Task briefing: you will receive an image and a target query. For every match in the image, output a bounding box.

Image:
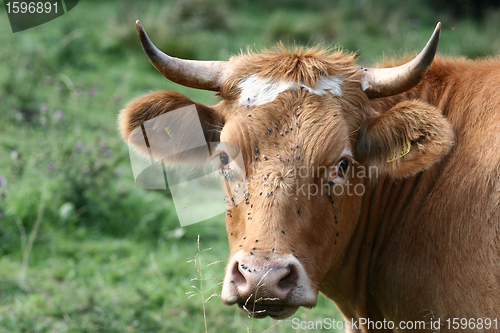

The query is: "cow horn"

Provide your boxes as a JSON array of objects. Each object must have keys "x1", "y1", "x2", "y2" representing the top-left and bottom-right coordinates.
[
  {"x1": 361, "y1": 22, "x2": 441, "y2": 98},
  {"x1": 135, "y1": 20, "x2": 228, "y2": 92}
]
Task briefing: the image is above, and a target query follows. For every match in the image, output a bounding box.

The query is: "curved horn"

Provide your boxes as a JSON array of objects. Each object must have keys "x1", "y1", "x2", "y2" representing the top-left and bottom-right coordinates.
[
  {"x1": 135, "y1": 20, "x2": 228, "y2": 92},
  {"x1": 361, "y1": 22, "x2": 441, "y2": 98}
]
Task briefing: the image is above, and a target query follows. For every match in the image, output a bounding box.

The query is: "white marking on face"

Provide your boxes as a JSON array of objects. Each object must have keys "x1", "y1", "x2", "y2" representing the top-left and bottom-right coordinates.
[
  {"x1": 237, "y1": 74, "x2": 295, "y2": 107},
  {"x1": 237, "y1": 74, "x2": 343, "y2": 107},
  {"x1": 301, "y1": 76, "x2": 343, "y2": 97}
]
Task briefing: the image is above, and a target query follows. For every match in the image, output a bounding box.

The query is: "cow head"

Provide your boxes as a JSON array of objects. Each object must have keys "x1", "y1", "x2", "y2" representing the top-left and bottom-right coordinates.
[{"x1": 120, "y1": 21, "x2": 453, "y2": 319}]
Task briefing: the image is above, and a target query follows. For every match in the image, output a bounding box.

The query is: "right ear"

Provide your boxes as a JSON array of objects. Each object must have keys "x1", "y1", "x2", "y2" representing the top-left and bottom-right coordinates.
[{"x1": 119, "y1": 90, "x2": 224, "y2": 162}]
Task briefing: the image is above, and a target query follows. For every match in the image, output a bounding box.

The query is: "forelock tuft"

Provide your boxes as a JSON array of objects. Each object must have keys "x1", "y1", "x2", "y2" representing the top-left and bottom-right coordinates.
[{"x1": 222, "y1": 44, "x2": 361, "y2": 98}]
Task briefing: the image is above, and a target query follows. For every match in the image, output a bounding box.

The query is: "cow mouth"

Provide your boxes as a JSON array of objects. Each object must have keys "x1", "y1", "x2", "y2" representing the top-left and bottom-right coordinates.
[{"x1": 238, "y1": 302, "x2": 300, "y2": 319}]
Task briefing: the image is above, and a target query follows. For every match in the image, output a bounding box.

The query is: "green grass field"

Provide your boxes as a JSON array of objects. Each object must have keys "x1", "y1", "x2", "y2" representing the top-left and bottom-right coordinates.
[{"x1": 1, "y1": 0, "x2": 500, "y2": 332}]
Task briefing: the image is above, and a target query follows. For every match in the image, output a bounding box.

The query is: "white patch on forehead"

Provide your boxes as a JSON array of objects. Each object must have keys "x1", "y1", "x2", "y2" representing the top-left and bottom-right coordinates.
[
  {"x1": 301, "y1": 76, "x2": 343, "y2": 96},
  {"x1": 237, "y1": 74, "x2": 295, "y2": 107},
  {"x1": 237, "y1": 74, "x2": 343, "y2": 107}
]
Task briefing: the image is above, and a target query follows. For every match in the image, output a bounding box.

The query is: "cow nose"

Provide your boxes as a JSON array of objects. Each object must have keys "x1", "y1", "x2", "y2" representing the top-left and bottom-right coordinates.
[
  {"x1": 221, "y1": 250, "x2": 317, "y2": 318},
  {"x1": 232, "y1": 259, "x2": 298, "y2": 299}
]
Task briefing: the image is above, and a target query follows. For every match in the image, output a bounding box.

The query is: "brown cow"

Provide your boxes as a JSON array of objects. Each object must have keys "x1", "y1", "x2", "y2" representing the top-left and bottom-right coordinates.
[{"x1": 120, "y1": 21, "x2": 500, "y2": 332}]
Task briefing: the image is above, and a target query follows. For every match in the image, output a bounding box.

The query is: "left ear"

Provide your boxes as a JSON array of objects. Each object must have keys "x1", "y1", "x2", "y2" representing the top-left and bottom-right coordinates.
[
  {"x1": 119, "y1": 90, "x2": 224, "y2": 163},
  {"x1": 357, "y1": 100, "x2": 454, "y2": 178}
]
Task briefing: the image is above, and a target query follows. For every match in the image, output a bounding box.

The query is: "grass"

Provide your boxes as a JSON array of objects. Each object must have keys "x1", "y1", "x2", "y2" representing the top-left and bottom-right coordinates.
[
  {"x1": 0, "y1": 229, "x2": 343, "y2": 332},
  {"x1": 1, "y1": 0, "x2": 500, "y2": 332},
  {"x1": 186, "y1": 236, "x2": 223, "y2": 333}
]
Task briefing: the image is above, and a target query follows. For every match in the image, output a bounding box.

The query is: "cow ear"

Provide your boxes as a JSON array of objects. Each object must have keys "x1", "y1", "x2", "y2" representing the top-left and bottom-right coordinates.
[
  {"x1": 357, "y1": 100, "x2": 454, "y2": 178},
  {"x1": 119, "y1": 90, "x2": 224, "y2": 163}
]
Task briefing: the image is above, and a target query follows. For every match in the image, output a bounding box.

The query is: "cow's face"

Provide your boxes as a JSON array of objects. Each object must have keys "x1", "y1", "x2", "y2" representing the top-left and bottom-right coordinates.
[
  {"x1": 216, "y1": 59, "x2": 369, "y2": 318},
  {"x1": 121, "y1": 22, "x2": 453, "y2": 319}
]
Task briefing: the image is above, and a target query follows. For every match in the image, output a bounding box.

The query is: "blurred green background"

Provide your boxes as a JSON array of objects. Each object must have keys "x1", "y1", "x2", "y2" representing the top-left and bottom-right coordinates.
[{"x1": 1, "y1": 0, "x2": 500, "y2": 332}]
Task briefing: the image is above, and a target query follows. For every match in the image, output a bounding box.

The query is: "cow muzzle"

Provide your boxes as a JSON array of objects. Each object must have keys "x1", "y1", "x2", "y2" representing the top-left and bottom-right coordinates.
[{"x1": 221, "y1": 251, "x2": 317, "y2": 319}]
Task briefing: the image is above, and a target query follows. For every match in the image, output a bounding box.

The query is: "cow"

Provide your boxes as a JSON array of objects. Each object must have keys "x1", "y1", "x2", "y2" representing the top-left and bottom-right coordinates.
[{"x1": 119, "y1": 20, "x2": 500, "y2": 332}]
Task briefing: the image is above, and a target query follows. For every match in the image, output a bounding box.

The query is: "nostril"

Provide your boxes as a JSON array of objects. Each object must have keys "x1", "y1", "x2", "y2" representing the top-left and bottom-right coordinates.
[
  {"x1": 232, "y1": 261, "x2": 247, "y2": 289},
  {"x1": 277, "y1": 264, "x2": 298, "y2": 293}
]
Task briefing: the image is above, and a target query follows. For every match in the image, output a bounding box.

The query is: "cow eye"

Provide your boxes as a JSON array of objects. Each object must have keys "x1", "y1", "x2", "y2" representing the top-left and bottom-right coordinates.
[
  {"x1": 220, "y1": 153, "x2": 229, "y2": 166},
  {"x1": 337, "y1": 159, "x2": 349, "y2": 177}
]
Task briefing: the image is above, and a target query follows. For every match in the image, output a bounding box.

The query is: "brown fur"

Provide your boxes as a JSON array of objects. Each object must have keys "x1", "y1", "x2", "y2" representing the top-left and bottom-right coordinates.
[{"x1": 119, "y1": 45, "x2": 500, "y2": 332}]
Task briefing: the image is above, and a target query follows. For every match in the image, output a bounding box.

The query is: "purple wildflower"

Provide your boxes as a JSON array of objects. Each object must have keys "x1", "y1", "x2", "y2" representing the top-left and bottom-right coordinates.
[
  {"x1": 47, "y1": 162, "x2": 54, "y2": 170},
  {"x1": 0, "y1": 176, "x2": 7, "y2": 186},
  {"x1": 54, "y1": 110, "x2": 64, "y2": 119},
  {"x1": 75, "y1": 142, "x2": 84, "y2": 150}
]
